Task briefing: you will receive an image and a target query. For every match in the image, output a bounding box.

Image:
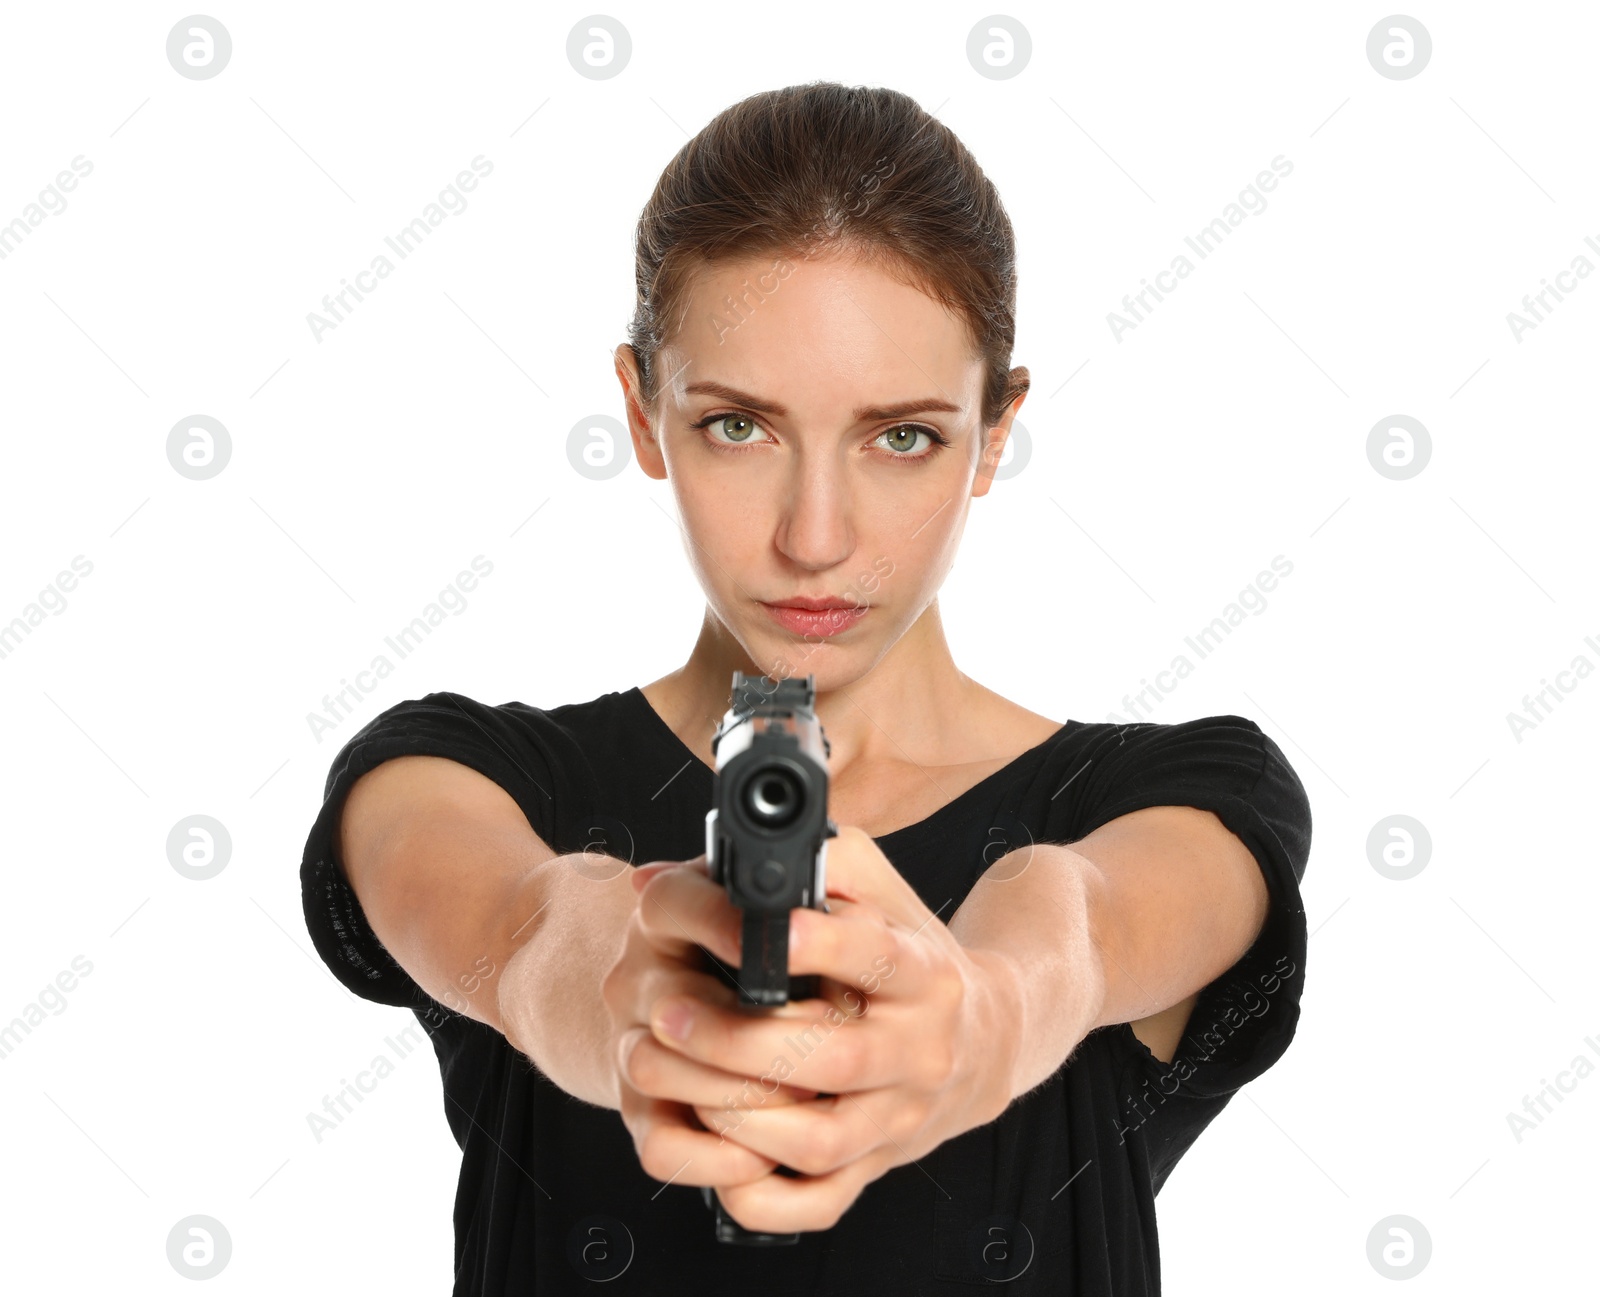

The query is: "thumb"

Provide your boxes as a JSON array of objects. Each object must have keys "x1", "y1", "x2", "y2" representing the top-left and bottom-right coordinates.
[
  {"x1": 822, "y1": 825, "x2": 928, "y2": 929},
  {"x1": 630, "y1": 854, "x2": 711, "y2": 892}
]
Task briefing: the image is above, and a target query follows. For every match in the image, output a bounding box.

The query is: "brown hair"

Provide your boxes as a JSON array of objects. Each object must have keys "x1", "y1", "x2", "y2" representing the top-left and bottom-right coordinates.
[{"x1": 626, "y1": 81, "x2": 1030, "y2": 431}]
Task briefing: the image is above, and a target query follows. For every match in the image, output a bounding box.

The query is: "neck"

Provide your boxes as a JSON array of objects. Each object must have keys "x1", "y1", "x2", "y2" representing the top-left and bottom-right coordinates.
[{"x1": 643, "y1": 598, "x2": 982, "y2": 774}]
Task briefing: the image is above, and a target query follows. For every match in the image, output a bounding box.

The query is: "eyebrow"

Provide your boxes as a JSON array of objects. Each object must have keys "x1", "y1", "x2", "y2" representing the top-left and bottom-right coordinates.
[{"x1": 680, "y1": 380, "x2": 962, "y2": 423}]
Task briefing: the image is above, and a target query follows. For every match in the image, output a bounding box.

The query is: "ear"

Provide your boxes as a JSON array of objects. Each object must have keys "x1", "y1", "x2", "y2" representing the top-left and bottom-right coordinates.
[
  {"x1": 614, "y1": 344, "x2": 667, "y2": 481},
  {"x1": 973, "y1": 376, "x2": 1028, "y2": 499}
]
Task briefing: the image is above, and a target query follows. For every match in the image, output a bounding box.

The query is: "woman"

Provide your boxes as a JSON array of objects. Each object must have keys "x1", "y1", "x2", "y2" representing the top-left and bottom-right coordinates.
[{"x1": 302, "y1": 82, "x2": 1312, "y2": 1294}]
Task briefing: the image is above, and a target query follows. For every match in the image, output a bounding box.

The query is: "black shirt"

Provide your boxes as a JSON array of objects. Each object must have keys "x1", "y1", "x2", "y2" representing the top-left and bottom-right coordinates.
[{"x1": 301, "y1": 686, "x2": 1312, "y2": 1295}]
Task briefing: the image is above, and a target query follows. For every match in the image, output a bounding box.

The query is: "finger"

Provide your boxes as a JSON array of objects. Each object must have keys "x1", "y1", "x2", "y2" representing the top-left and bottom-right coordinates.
[
  {"x1": 634, "y1": 863, "x2": 742, "y2": 967},
  {"x1": 821, "y1": 825, "x2": 932, "y2": 929},
  {"x1": 631, "y1": 854, "x2": 710, "y2": 893},
  {"x1": 647, "y1": 989, "x2": 904, "y2": 1095},
  {"x1": 618, "y1": 1026, "x2": 820, "y2": 1112},
  {"x1": 695, "y1": 1087, "x2": 895, "y2": 1178},
  {"x1": 625, "y1": 966, "x2": 740, "y2": 1035},
  {"x1": 618, "y1": 1088, "x2": 779, "y2": 1188},
  {"x1": 711, "y1": 1143, "x2": 892, "y2": 1235},
  {"x1": 789, "y1": 897, "x2": 918, "y2": 1004}
]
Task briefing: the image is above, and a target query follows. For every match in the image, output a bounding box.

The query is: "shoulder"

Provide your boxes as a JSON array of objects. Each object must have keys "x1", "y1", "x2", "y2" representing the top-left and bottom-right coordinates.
[
  {"x1": 321, "y1": 687, "x2": 633, "y2": 818},
  {"x1": 1039, "y1": 712, "x2": 1270, "y2": 783},
  {"x1": 1036, "y1": 713, "x2": 1311, "y2": 874},
  {"x1": 312, "y1": 690, "x2": 636, "y2": 863}
]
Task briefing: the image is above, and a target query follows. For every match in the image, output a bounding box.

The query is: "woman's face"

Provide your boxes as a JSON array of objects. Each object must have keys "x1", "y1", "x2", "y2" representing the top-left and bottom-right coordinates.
[{"x1": 617, "y1": 248, "x2": 1023, "y2": 688}]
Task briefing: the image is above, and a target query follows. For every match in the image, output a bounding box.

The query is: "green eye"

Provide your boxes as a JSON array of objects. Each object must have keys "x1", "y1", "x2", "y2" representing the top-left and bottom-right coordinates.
[
  {"x1": 693, "y1": 411, "x2": 951, "y2": 462},
  {"x1": 696, "y1": 413, "x2": 772, "y2": 446},
  {"x1": 711, "y1": 414, "x2": 758, "y2": 443}
]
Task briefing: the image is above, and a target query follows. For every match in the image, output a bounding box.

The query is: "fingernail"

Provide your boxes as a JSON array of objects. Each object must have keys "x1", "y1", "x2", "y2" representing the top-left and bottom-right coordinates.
[
  {"x1": 654, "y1": 1000, "x2": 694, "y2": 1042},
  {"x1": 617, "y1": 1027, "x2": 645, "y2": 1073}
]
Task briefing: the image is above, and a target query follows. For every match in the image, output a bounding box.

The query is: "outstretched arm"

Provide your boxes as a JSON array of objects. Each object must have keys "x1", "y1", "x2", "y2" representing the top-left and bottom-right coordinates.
[{"x1": 948, "y1": 804, "x2": 1270, "y2": 1100}]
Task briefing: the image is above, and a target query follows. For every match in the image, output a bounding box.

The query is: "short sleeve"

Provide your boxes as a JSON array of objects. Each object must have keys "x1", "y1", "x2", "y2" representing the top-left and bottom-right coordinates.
[
  {"x1": 1063, "y1": 715, "x2": 1312, "y2": 1103},
  {"x1": 299, "y1": 691, "x2": 563, "y2": 1011}
]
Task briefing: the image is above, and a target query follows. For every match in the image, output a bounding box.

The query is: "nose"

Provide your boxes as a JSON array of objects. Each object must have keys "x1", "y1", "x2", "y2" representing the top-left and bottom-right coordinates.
[{"x1": 774, "y1": 454, "x2": 855, "y2": 571}]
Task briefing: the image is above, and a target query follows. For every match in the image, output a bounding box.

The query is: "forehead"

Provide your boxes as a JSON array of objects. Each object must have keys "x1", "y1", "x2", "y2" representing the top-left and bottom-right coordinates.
[{"x1": 663, "y1": 250, "x2": 981, "y2": 416}]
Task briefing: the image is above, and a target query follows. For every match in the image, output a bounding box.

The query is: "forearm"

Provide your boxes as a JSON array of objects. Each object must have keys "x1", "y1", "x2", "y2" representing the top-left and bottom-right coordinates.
[
  {"x1": 947, "y1": 844, "x2": 1112, "y2": 1101},
  {"x1": 496, "y1": 855, "x2": 638, "y2": 1111}
]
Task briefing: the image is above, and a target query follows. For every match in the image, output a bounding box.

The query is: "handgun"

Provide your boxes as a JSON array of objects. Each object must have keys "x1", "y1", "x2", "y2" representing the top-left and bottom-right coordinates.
[{"x1": 699, "y1": 670, "x2": 838, "y2": 1246}]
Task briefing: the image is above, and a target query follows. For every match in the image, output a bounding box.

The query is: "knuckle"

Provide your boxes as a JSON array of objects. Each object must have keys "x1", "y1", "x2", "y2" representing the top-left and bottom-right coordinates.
[
  {"x1": 890, "y1": 1096, "x2": 930, "y2": 1147},
  {"x1": 826, "y1": 1027, "x2": 866, "y2": 1083},
  {"x1": 917, "y1": 1035, "x2": 956, "y2": 1089},
  {"x1": 816, "y1": 1120, "x2": 851, "y2": 1172},
  {"x1": 636, "y1": 1128, "x2": 676, "y2": 1182},
  {"x1": 793, "y1": 1122, "x2": 840, "y2": 1175},
  {"x1": 838, "y1": 823, "x2": 873, "y2": 853}
]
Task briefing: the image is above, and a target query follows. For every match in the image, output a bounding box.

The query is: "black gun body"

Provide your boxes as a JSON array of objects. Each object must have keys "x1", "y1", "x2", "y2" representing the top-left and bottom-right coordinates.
[{"x1": 699, "y1": 672, "x2": 837, "y2": 1246}]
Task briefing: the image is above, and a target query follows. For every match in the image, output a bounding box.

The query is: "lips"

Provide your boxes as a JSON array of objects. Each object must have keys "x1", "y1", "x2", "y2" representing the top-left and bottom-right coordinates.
[
  {"x1": 759, "y1": 600, "x2": 870, "y2": 637},
  {"x1": 765, "y1": 596, "x2": 861, "y2": 611}
]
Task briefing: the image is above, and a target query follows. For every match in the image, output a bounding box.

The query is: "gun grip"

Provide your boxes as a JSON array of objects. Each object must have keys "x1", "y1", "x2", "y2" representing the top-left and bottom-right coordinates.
[
  {"x1": 739, "y1": 909, "x2": 818, "y2": 1006},
  {"x1": 702, "y1": 1184, "x2": 801, "y2": 1246}
]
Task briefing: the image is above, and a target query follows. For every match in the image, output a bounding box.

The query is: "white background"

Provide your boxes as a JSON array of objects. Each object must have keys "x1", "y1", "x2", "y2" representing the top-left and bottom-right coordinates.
[{"x1": 1, "y1": 1, "x2": 1595, "y2": 1291}]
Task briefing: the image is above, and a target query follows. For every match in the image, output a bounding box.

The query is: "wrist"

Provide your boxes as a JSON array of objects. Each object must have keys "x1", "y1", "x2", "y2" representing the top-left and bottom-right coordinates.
[{"x1": 963, "y1": 944, "x2": 1029, "y2": 1112}]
